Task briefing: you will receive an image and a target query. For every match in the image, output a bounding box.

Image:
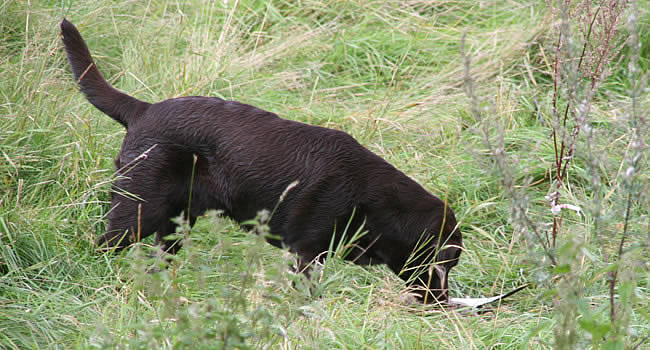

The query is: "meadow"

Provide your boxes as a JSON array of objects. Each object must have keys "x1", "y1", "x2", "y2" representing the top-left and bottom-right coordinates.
[{"x1": 1, "y1": 0, "x2": 648, "y2": 348}]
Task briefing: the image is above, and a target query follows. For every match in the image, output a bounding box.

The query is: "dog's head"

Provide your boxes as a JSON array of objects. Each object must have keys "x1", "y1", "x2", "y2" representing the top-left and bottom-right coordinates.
[{"x1": 408, "y1": 215, "x2": 463, "y2": 304}]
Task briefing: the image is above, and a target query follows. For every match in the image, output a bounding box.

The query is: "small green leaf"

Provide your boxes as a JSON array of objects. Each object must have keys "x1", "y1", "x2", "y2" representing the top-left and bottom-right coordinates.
[
  {"x1": 602, "y1": 339, "x2": 624, "y2": 350},
  {"x1": 553, "y1": 264, "x2": 571, "y2": 274},
  {"x1": 577, "y1": 318, "x2": 610, "y2": 340}
]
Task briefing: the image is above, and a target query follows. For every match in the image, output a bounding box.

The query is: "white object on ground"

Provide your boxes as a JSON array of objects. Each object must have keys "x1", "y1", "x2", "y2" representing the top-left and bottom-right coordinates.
[{"x1": 448, "y1": 284, "x2": 529, "y2": 310}]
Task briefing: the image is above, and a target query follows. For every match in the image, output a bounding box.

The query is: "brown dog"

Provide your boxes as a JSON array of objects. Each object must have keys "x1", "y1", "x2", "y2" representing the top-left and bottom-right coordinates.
[{"x1": 60, "y1": 18, "x2": 462, "y2": 303}]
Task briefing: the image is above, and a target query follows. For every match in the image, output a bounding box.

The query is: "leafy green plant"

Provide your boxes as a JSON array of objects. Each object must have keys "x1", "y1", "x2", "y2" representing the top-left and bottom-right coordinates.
[{"x1": 462, "y1": 0, "x2": 648, "y2": 348}]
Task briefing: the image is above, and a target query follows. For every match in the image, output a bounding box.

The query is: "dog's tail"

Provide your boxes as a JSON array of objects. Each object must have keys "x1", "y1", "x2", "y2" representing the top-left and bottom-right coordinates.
[{"x1": 60, "y1": 18, "x2": 150, "y2": 128}]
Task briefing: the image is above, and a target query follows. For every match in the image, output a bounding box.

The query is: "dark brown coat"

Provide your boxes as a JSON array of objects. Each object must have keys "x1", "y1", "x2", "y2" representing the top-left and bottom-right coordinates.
[{"x1": 60, "y1": 19, "x2": 462, "y2": 302}]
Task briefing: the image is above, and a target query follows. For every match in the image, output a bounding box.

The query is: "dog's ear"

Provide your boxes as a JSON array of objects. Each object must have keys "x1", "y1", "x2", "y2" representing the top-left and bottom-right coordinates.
[{"x1": 436, "y1": 243, "x2": 462, "y2": 268}]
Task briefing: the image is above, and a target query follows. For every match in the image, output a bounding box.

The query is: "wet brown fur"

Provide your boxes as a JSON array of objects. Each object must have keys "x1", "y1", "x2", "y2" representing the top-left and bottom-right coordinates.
[{"x1": 60, "y1": 18, "x2": 462, "y2": 302}]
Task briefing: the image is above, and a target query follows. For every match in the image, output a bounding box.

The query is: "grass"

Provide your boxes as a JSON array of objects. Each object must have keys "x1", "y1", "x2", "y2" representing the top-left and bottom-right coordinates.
[{"x1": 1, "y1": 0, "x2": 648, "y2": 348}]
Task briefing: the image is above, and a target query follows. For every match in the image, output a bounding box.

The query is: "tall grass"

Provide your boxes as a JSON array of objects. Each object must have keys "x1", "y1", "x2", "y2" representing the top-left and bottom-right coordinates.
[{"x1": 1, "y1": 0, "x2": 648, "y2": 348}]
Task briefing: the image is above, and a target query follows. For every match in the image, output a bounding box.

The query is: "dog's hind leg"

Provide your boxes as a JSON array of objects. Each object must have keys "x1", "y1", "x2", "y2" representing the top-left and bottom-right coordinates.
[
  {"x1": 97, "y1": 196, "x2": 173, "y2": 252},
  {"x1": 98, "y1": 143, "x2": 197, "y2": 252},
  {"x1": 97, "y1": 172, "x2": 179, "y2": 252}
]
